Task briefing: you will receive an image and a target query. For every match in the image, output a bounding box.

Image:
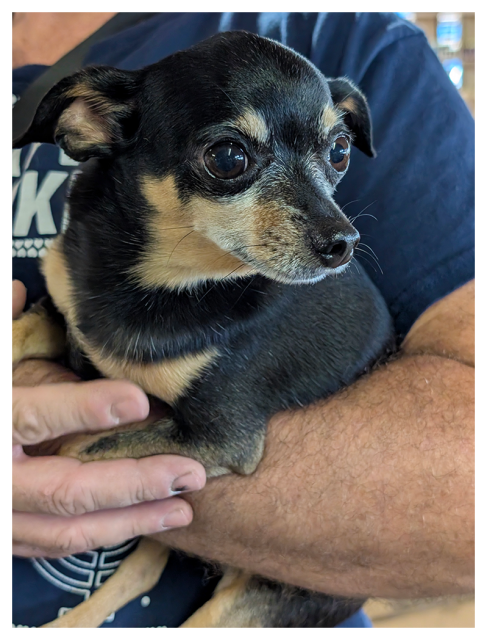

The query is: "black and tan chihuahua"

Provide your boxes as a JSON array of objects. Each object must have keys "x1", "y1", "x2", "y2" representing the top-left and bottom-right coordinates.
[{"x1": 13, "y1": 31, "x2": 394, "y2": 627}]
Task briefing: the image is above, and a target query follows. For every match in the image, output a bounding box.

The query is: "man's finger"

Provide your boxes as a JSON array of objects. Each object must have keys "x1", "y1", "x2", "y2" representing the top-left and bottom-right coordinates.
[
  {"x1": 13, "y1": 451, "x2": 205, "y2": 515},
  {"x1": 13, "y1": 498, "x2": 193, "y2": 557},
  {"x1": 12, "y1": 280, "x2": 27, "y2": 319},
  {"x1": 12, "y1": 379, "x2": 150, "y2": 445}
]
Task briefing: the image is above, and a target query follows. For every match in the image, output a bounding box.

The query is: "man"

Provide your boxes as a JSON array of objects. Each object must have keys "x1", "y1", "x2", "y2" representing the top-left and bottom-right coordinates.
[{"x1": 13, "y1": 12, "x2": 474, "y2": 627}]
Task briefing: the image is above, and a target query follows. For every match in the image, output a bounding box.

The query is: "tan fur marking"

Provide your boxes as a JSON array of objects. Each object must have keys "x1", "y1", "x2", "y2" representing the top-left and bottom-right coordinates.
[
  {"x1": 188, "y1": 186, "x2": 316, "y2": 284},
  {"x1": 321, "y1": 104, "x2": 340, "y2": 132},
  {"x1": 234, "y1": 109, "x2": 269, "y2": 144},
  {"x1": 53, "y1": 411, "x2": 166, "y2": 459},
  {"x1": 58, "y1": 422, "x2": 262, "y2": 477},
  {"x1": 41, "y1": 237, "x2": 77, "y2": 325},
  {"x1": 85, "y1": 347, "x2": 218, "y2": 404},
  {"x1": 65, "y1": 86, "x2": 129, "y2": 116},
  {"x1": 58, "y1": 85, "x2": 131, "y2": 151},
  {"x1": 42, "y1": 539, "x2": 169, "y2": 628},
  {"x1": 12, "y1": 307, "x2": 65, "y2": 365},
  {"x1": 66, "y1": 84, "x2": 99, "y2": 102},
  {"x1": 42, "y1": 236, "x2": 217, "y2": 403},
  {"x1": 339, "y1": 96, "x2": 358, "y2": 114},
  {"x1": 181, "y1": 570, "x2": 251, "y2": 628},
  {"x1": 131, "y1": 176, "x2": 252, "y2": 290},
  {"x1": 135, "y1": 174, "x2": 321, "y2": 289},
  {"x1": 57, "y1": 98, "x2": 109, "y2": 149},
  {"x1": 12, "y1": 239, "x2": 71, "y2": 366}
]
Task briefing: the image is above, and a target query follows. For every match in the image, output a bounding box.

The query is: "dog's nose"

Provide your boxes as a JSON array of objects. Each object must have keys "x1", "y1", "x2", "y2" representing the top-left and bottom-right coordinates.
[{"x1": 313, "y1": 230, "x2": 360, "y2": 269}]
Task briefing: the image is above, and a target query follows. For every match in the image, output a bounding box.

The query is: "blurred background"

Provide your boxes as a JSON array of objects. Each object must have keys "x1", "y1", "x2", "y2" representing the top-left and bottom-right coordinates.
[
  {"x1": 365, "y1": 10, "x2": 475, "y2": 630},
  {"x1": 398, "y1": 11, "x2": 475, "y2": 115}
]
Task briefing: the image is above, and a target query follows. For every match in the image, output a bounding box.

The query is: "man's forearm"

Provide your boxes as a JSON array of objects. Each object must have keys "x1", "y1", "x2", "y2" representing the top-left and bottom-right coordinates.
[{"x1": 159, "y1": 353, "x2": 474, "y2": 599}]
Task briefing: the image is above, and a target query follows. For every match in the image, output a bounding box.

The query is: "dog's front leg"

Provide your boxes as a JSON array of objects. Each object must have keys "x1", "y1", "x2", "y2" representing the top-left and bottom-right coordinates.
[
  {"x1": 179, "y1": 569, "x2": 255, "y2": 627},
  {"x1": 43, "y1": 405, "x2": 267, "y2": 628},
  {"x1": 56, "y1": 411, "x2": 266, "y2": 478},
  {"x1": 41, "y1": 538, "x2": 169, "y2": 628}
]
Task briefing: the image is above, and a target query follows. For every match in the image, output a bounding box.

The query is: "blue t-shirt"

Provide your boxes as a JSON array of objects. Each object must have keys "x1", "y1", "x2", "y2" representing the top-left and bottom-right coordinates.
[{"x1": 12, "y1": 12, "x2": 474, "y2": 628}]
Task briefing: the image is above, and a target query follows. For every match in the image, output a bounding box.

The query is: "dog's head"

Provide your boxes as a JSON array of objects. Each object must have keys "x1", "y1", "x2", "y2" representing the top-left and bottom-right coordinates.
[{"x1": 15, "y1": 31, "x2": 375, "y2": 289}]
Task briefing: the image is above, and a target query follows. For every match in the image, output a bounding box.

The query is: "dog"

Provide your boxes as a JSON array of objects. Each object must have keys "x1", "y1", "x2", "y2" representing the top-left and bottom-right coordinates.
[{"x1": 13, "y1": 31, "x2": 394, "y2": 627}]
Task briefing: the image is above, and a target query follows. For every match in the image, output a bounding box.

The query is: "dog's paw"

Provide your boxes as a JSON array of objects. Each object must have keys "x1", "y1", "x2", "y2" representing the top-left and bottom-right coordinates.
[
  {"x1": 56, "y1": 415, "x2": 165, "y2": 461},
  {"x1": 12, "y1": 304, "x2": 65, "y2": 365}
]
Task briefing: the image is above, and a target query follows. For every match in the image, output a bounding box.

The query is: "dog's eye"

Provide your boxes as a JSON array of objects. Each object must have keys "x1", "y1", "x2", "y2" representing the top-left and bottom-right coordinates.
[
  {"x1": 329, "y1": 137, "x2": 350, "y2": 172},
  {"x1": 204, "y1": 143, "x2": 248, "y2": 179}
]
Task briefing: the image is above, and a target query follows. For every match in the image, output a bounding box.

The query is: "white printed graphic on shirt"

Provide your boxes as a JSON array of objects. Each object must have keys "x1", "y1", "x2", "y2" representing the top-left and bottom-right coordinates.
[
  {"x1": 14, "y1": 170, "x2": 67, "y2": 236},
  {"x1": 57, "y1": 607, "x2": 116, "y2": 624},
  {"x1": 30, "y1": 539, "x2": 139, "y2": 601},
  {"x1": 12, "y1": 141, "x2": 78, "y2": 258}
]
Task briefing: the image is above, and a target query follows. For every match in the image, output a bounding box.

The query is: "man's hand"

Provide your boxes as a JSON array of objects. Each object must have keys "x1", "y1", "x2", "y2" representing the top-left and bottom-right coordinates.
[
  {"x1": 159, "y1": 281, "x2": 474, "y2": 599},
  {"x1": 12, "y1": 281, "x2": 206, "y2": 558}
]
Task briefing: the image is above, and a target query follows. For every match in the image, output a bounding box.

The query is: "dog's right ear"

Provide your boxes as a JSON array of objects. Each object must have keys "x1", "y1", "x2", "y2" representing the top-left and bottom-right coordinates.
[
  {"x1": 328, "y1": 77, "x2": 375, "y2": 158},
  {"x1": 13, "y1": 66, "x2": 142, "y2": 161}
]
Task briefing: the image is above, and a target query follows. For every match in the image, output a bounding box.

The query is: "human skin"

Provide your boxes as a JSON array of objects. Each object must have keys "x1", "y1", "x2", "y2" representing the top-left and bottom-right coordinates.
[
  {"x1": 156, "y1": 279, "x2": 474, "y2": 599},
  {"x1": 13, "y1": 280, "x2": 474, "y2": 598},
  {"x1": 13, "y1": 281, "x2": 206, "y2": 558},
  {"x1": 12, "y1": 13, "x2": 474, "y2": 597},
  {"x1": 12, "y1": 12, "x2": 208, "y2": 561},
  {"x1": 12, "y1": 12, "x2": 117, "y2": 68}
]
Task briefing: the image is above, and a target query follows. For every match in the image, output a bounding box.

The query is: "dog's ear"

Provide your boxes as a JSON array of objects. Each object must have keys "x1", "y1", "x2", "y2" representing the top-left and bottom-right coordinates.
[
  {"x1": 13, "y1": 66, "x2": 141, "y2": 161},
  {"x1": 328, "y1": 77, "x2": 375, "y2": 158}
]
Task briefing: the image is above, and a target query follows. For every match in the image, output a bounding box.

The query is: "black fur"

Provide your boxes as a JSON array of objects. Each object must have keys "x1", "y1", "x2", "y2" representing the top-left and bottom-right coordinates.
[
  {"x1": 248, "y1": 577, "x2": 365, "y2": 628},
  {"x1": 18, "y1": 31, "x2": 394, "y2": 627},
  {"x1": 327, "y1": 77, "x2": 376, "y2": 158}
]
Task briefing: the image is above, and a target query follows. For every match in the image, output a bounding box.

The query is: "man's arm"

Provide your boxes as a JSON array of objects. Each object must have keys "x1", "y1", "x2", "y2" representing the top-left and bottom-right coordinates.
[{"x1": 159, "y1": 280, "x2": 474, "y2": 599}]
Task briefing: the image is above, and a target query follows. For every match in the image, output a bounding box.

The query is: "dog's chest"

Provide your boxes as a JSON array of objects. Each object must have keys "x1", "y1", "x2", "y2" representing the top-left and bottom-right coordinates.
[
  {"x1": 84, "y1": 348, "x2": 218, "y2": 403},
  {"x1": 41, "y1": 239, "x2": 218, "y2": 404}
]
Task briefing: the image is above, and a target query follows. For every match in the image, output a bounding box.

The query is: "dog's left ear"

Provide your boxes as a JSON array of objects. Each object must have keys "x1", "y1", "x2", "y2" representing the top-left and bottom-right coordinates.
[
  {"x1": 13, "y1": 66, "x2": 141, "y2": 161},
  {"x1": 328, "y1": 77, "x2": 375, "y2": 158}
]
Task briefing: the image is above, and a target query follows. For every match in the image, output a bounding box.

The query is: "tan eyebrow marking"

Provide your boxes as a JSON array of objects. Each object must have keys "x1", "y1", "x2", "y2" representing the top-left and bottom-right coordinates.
[
  {"x1": 321, "y1": 104, "x2": 341, "y2": 133},
  {"x1": 234, "y1": 110, "x2": 269, "y2": 144}
]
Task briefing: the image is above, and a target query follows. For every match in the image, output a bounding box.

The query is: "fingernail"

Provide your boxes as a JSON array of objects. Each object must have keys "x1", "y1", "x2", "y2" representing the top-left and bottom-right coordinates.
[
  {"x1": 171, "y1": 471, "x2": 201, "y2": 494},
  {"x1": 161, "y1": 508, "x2": 189, "y2": 529},
  {"x1": 110, "y1": 399, "x2": 143, "y2": 425}
]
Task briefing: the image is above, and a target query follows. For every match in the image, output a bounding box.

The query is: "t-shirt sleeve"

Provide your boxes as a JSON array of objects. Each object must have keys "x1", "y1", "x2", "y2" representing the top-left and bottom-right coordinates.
[{"x1": 316, "y1": 25, "x2": 474, "y2": 338}]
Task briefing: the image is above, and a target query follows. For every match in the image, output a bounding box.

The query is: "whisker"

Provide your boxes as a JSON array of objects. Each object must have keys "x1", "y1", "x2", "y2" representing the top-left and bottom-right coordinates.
[
  {"x1": 354, "y1": 248, "x2": 377, "y2": 273},
  {"x1": 341, "y1": 199, "x2": 360, "y2": 211},
  {"x1": 205, "y1": 244, "x2": 269, "y2": 269},
  {"x1": 350, "y1": 260, "x2": 361, "y2": 276},
  {"x1": 349, "y1": 200, "x2": 378, "y2": 224},
  {"x1": 206, "y1": 250, "x2": 238, "y2": 268},
  {"x1": 355, "y1": 247, "x2": 383, "y2": 274},
  {"x1": 165, "y1": 230, "x2": 194, "y2": 267},
  {"x1": 219, "y1": 86, "x2": 239, "y2": 110},
  {"x1": 230, "y1": 274, "x2": 258, "y2": 310},
  {"x1": 224, "y1": 263, "x2": 248, "y2": 279},
  {"x1": 197, "y1": 264, "x2": 247, "y2": 305},
  {"x1": 351, "y1": 212, "x2": 378, "y2": 223},
  {"x1": 356, "y1": 244, "x2": 382, "y2": 270},
  {"x1": 359, "y1": 241, "x2": 380, "y2": 263}
]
